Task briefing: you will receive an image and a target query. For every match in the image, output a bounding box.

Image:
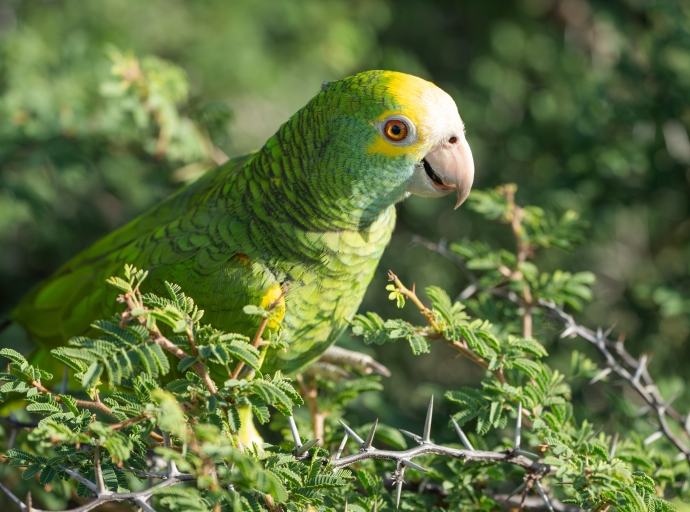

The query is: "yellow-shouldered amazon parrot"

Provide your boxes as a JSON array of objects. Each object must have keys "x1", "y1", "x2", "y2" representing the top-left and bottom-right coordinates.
[{"x1": 12, "y1": 70, "x2": 474, "y2": 379}]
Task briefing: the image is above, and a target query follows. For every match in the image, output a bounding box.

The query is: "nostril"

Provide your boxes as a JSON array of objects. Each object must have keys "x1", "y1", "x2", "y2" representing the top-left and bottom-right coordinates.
[{"x1": 449, "y1": 136, "x2": 458, "y2": 144}]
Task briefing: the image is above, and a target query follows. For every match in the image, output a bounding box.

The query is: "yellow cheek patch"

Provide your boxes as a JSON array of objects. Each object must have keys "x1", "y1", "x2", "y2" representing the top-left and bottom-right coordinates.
[
  {"x1": 260, "y1": 283, "x2": 286, "y2": 329},
  {"x1": 367, "y1": 132, "x2": 420, "y2": 158}
]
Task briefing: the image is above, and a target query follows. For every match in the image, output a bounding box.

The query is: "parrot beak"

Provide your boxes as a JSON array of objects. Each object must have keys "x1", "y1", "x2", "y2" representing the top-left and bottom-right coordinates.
[{"x1": 408, "y1": 137, "x2": 475, "y2": 209}]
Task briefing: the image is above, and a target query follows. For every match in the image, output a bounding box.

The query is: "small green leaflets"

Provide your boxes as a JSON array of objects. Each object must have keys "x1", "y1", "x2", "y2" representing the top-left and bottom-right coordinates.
[
  {"x1": 407, "y1": 335, "x2": 430, "y2": 355},
  {"x1": 386, "y1": 284, "x2": 405, "y2": 308},
  {"x1": 152, "y1": 389, "x2": 188, "y2": 442},
  {"x1": 0, "y1": 348, "x2": 27, "y2": 367},
  {"x1": 177, "y1": 357, "x2": 198, "y2": 372},
  {"x1": 81, "y1": 362, "x2": 103, "y2": 389},
  {"x1": 243, "y1": 304, "x2": 268, "y2": 317}
]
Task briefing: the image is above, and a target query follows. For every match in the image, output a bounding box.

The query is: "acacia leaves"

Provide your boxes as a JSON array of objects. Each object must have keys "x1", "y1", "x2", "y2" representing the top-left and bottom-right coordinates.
[{"x1": 350, "y1": 313, "x2": 429, "y2": 355}]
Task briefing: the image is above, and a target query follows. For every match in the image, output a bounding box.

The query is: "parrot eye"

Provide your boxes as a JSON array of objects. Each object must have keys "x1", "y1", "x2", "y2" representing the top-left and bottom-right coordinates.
[
  {"x1": 384, "y1": 120, "x2": 408, "y2": 141},
  {"x1": 377, "y1": 115, "x2": 416, "y2": 145}
]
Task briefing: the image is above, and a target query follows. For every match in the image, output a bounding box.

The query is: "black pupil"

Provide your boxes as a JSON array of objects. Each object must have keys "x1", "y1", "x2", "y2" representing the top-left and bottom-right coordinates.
[{"x1": 390, "y1": 123, "x2": 402, "y2": 136}]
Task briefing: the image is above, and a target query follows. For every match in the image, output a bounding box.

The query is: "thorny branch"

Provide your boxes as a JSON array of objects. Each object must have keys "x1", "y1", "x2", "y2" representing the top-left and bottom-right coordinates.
[
  {"x1": 542, "y1": 299, "x2": 690, "y2": 462},
  {"x1": 413, "y1": 234, "x2": 690, "y2": 463},
  {"x1": 0, "y1": 395, "x2": 565, "y2": 512},
  {"x1": 325, "y1": 396, "x2": 560, "y2": 510},
  {"x1": 1, "y1": 427, "x2": 195, "y2": 512}
]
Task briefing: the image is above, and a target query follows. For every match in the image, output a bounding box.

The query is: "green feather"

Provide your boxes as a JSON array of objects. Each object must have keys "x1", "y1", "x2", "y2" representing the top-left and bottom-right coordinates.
[{"x1": 14, "y1": 70, "x2": 420, "y2": 374}]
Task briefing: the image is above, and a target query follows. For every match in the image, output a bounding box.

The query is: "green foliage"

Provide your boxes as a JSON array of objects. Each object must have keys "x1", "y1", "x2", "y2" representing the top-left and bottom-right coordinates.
[{"x1": 345, "y1": 186, "x2": 687, "y2": 511}]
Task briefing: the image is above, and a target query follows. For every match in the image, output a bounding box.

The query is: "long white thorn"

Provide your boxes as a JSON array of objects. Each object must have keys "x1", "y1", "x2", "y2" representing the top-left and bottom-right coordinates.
[
  {"x1": 632, "y1": 354, "x2": 648, "y2": 384},
  {"x1": 513, "y1": 402, "x2": 522, "y2": 451},
  {"x1": 644, "y1": 430, "x2": 664, "y2": 445},
  {"x1": 288, "y1": 416, "x2": 302, "y2": 449},
  {"x1": 401, "y1": 459, "x2": 428, "y2": 473},
  {"x1": 0, "y1": 481, "x2": 26, "y2": 512},
  {"x1": 338, "y1": 419, "x2": 365, "y2": 447},
  {"x1": 395, "y1": 463, "x2": 406, "y2": 510},
  {"x1": 603, "y1": 323, "x2": 616, "y2": 339},
  {"x1": 94, "y1": 445, "x2": 111, "y2": 496},
  {"x1": 163, "y1": 432, "x2": 179, "y2": 477},
  {"x1": 295, "y1": 438, "x2": 319, "y2": 456},
  {"x1": 661, "y1": 389, "x2": 681, "y2": 412},
  {"x1": 609, "y1": 432, "x2": 619, "y2": 461},
  {"x1": 134, "y1": 497, "x2": 157, "y2": 512},
  {"x1": 560, "y1": 325, "x2": 576, "y2": 338},
  {"x1": 58, "y1": 466, "x2": 98, "y2": 492},
  {"x1": 451, "y1": 417, "x2": 474, "y2": 451},
  {"x1": 364, "y1": 418, "x2": 378, "y2": 450},
  {"x1": 399, "y1": 429, "x2": 423, "y2": 445},
  {"x1": 535, "y1": 480, "x2": 555, "y2": 512},
  {"x1": 334, "y1": 434, "x2": 348, "y2": 460},
  {"x1": 636, "y1": 404, "x2": 651, "y2": 417},
  {"x1": 505, "y1": 481, "x2": 526, "y2": 502},
  {"x1": 588, "y1": 367, "x2": 612, "y2": 385},
  {"x1": 422, "y1": 395, "x2": 434, "y2": 443}
]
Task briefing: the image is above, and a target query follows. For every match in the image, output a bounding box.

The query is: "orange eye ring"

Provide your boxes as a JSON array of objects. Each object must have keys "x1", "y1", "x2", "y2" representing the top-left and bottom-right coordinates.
[{"x1": 384, "y1": 119, "x2": 408, "y2": 141}]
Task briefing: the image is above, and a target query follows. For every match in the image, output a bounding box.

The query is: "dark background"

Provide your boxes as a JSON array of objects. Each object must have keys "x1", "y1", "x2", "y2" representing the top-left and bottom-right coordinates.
[{"x1": 1, "y1": 0, "x2": 689, "y2": 468}]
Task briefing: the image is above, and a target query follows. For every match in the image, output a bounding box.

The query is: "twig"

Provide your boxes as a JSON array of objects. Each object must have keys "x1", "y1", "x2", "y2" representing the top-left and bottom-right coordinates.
[
  {"x1": 229, "y1": 318, "x2": 268, "y2": 380},
  {"x1": 329, "y1": 429, "x2": 549, "y2": 471},
  {"x1": 388, "y1": 270, "x2": 506, "y2": 384},
  {"x1": 30, "y1": 380, "x2": 113, "y2": 416},
  {"x1": 229, "y1": 284, "x2": 287, "y2": 380},
  {"x1": 148, "y1": 329, "x2": 217, "y2": 395},
  {"x1": 318, "y1": 345, "x2": 391, "y2": 377},
  {"x1": 540, "y1": 299, "x2": 690, "y2": 461},
  {"x1": 292, "y1": 398, "x2": 557, "y2": 509}
]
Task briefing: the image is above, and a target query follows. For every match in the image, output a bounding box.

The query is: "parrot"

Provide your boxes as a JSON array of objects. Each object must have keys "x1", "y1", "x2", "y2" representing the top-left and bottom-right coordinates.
[{"x1": 11, "y1": 70, "x2": 475, "y2": 380}]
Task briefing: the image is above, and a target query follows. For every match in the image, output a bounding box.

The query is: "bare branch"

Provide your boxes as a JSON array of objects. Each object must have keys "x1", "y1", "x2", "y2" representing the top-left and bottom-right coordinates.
[
  {"x1": 328, "y1": 430, "x2": 554, "y2": 474},
  {"x1": 318, "y1": 346, "x2": 391, "y2": 377},
  {"x1": 539, "y1": 298, "x2": 690, "y2": 461}
]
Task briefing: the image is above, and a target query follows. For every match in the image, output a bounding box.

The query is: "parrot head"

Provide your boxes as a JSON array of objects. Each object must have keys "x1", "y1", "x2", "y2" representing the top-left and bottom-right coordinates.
[{"x1": 302, "y1": 70, "x2": 475, "y2": 214}]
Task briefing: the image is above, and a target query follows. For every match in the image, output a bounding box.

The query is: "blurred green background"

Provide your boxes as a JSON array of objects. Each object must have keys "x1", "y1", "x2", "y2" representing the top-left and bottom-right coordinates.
[{"x1": 1, "y1": 0, "x2": 690, "y2": 447}]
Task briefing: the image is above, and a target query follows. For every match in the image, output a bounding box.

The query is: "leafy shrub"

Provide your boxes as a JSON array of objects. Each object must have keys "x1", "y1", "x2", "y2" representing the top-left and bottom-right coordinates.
[{"x1": 1, "y1": 186, "x2": 687, "y2": 511}]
